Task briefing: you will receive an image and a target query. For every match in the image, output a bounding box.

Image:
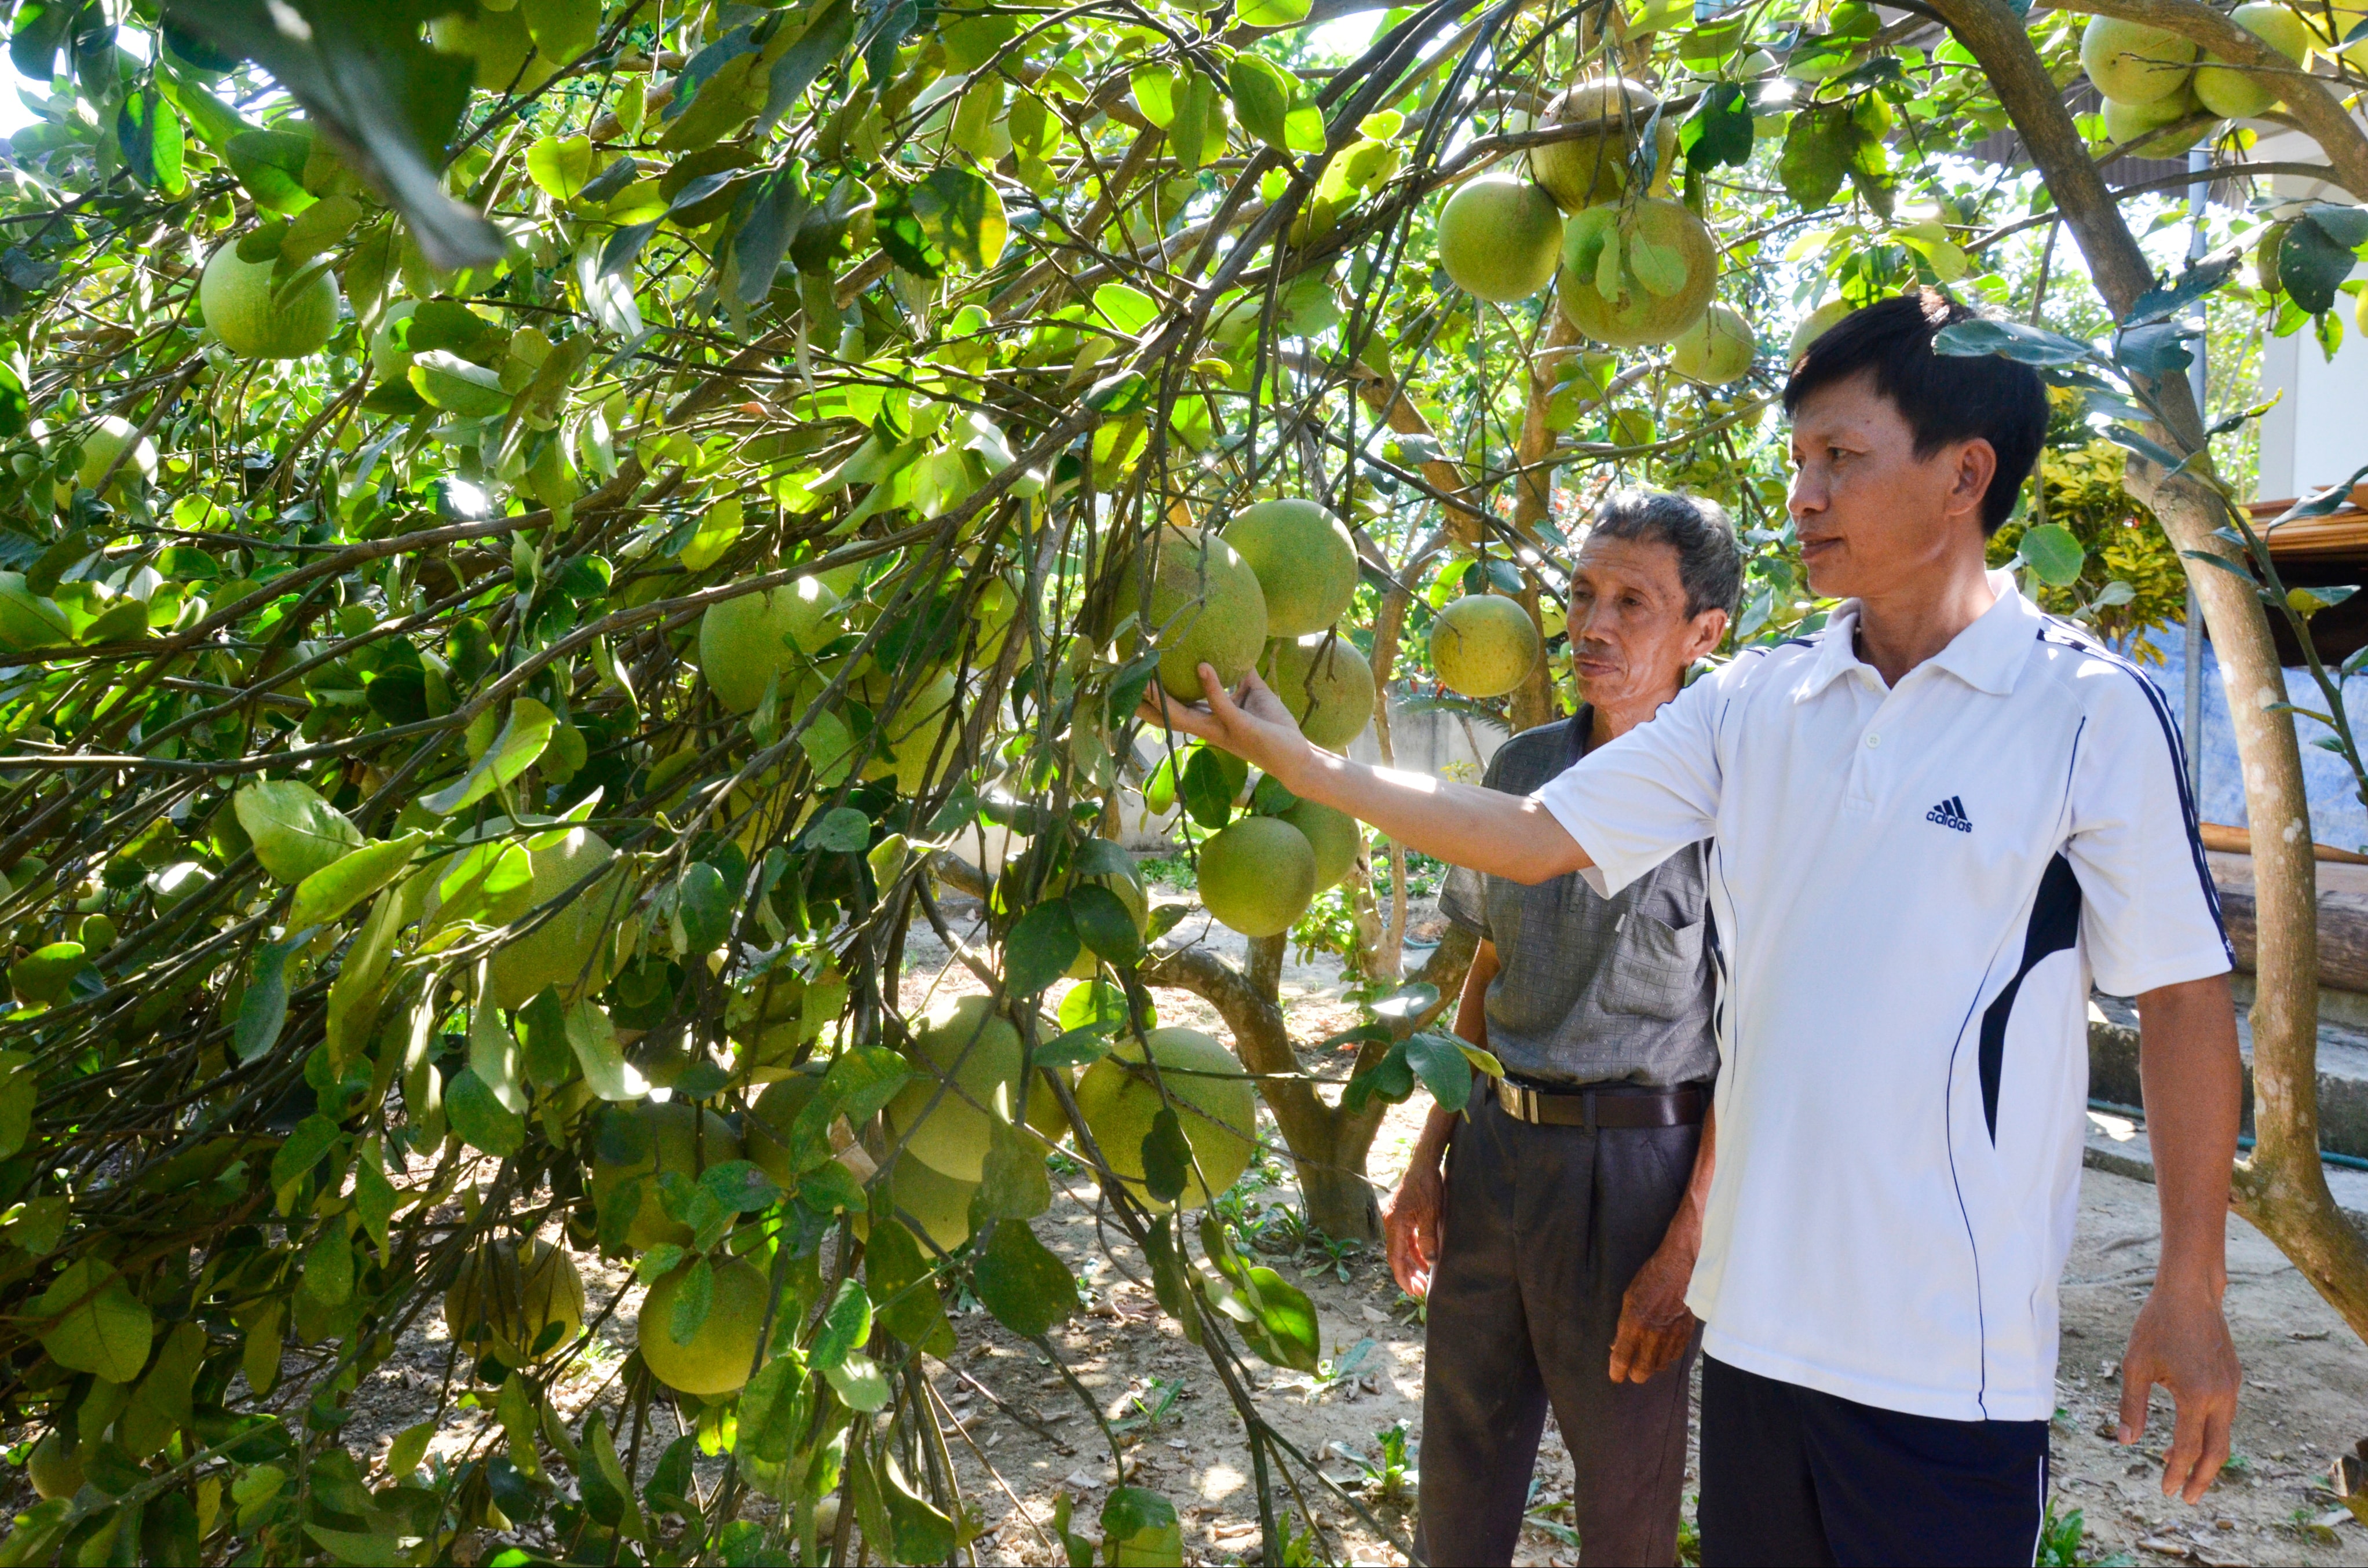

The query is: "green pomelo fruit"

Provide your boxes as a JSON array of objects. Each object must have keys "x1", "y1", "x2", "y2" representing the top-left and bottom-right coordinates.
[
  {"x1": 1671, "y1": 303, "x2": 1758, "y2": 386},
  {"x1": 880, "y1": 666, "x2": 959, "y2": 794},
  {"x1": 1556, "y1": 199, "x2": 1717, "y2": 349},
  {"x1": 590, "y1": 1102, "x2": 743, "y2": 1252},
  {"x1": 1258, "y1": 635, "x2": 1375, "y2": 750},
  {"x1": 699, "y1": 578, "x2": 842, "y2": 714},
  {"x1": 743, "y1": 1069, "x2": 826, "y2": 1185},
  {"x1": 1075, "y1": 1028, "x2": 1258, "y2": 1210},
  {"x1": 884, "y1": 996, "x2": 1024, "y2": 1181},
  {"x1": 0, "y1": 572, "x2": 72, "y2": 652},
  {"x1": 1113, "y1": 525, "x2": 1269, "y2": 701},
  {"x1": 886, "y1": 1150, "x2": 978, "y2": 1253},
  {"x1": 1435, "y1": 173, "x2": 1562, "y2": 302},
  {"x1": 27, "y1": 1432, "x2": 81, "y2": 1501},
  {"x1": 1530, "y1": 79, "x2": 1658, "y2": 211},
  {"x1": 1788, "y1": 298, "x2": 1855, "y2": 365},
  {"x1": 639, "y1": 1256, "x2": 768, "y2": 1397},
  {"x1": 1222, "y1": 499, "x2": 1358, "y2": 637},
  {"x1": 1197, "y1": 817, "x2": 1316, "y2": 938},
  {"x1": 522, "y1": 0, "x2": 602, "y2": 62},
  {"x1": 487, "y1": 827, "x2": 617, "y2": 1010},
  {"x1": 1430, "y1": 594, "x2": 1542, "y2": 699},
  {"x1": 1280, "y1": 799, "x2": 1362, "y2": 892},
  {"x1": 2102, "y1": 87, "x2": 2209, "y2": 155},
  {"x1": 2081, "y1": 14, "x2": 2198, "y2": 103},
  {"x1": 430, "y1": 3, "x2": 559, "y2": 93},
  {"x1": 199, "y1": 243, "x2": 341, "y2": 361},
  {"x1": 444, "y1": 1238, "x2": 585, "y2": 1364},
  {"x1": 74, "y1": 416, "x2": 155, "y2": 499},
  {"x1": 2193, "y1": 3, "x2": 2309, "y2": 117}
]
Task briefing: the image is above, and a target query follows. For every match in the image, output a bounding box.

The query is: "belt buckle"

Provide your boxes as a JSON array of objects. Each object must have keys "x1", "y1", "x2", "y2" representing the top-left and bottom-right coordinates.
[{"x1": 1499, "y1": 1079, "x2": 1539, "y2": 1123}]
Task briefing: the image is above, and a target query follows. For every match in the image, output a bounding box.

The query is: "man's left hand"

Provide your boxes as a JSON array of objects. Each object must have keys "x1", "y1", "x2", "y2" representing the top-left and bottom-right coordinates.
[
  {"x1": 1609, "y1": 1236, "x2": 1697, "y2": 1384},
  {"x1": 2118, "y1": 1280, "x2": 2241, "y2": 1504}
]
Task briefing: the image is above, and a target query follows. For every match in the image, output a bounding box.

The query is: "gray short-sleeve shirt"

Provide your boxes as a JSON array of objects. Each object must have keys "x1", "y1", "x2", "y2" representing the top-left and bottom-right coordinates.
[{"x1": 1438, "y1": 710, "x2": 1717, "y2": 1090}]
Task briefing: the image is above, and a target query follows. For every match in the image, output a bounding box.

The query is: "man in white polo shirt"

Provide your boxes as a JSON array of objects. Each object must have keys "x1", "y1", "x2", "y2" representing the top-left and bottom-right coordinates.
[{"x1": 1143, "y1": 290, "x2": 2243, "y2": 1564}]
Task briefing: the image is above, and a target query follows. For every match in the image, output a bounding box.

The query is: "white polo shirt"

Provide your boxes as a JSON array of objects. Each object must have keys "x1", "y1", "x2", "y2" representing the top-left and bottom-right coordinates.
[{"x1": 1533, "y1": 571, "x2": 2230, "y2": 1422}]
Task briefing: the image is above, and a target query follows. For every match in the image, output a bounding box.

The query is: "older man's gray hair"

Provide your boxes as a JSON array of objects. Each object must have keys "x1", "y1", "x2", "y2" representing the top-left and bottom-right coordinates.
[{"x1": 1588, "y1": 489, "x2": 1742, "y2": 620}]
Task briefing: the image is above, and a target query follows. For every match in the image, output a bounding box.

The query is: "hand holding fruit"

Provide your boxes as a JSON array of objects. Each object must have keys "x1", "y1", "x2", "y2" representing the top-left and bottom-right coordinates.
[{"x1": 1137, "y1": 663, "x2": 1316, "y2": 785}]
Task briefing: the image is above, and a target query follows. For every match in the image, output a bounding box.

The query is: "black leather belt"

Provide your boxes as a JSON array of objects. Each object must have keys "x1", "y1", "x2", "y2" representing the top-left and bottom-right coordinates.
[{"x1": 1494, "y1": 1078, "x2": 1706, "y2": 1129}]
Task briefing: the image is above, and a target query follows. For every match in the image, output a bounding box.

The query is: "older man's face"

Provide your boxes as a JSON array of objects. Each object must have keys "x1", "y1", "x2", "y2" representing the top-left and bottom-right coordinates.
[{"x1": 1565, "y1": 532, "x2": 1722, "y2": 712}]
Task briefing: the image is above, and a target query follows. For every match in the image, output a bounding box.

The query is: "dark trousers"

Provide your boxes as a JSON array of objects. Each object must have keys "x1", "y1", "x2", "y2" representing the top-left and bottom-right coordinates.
[
  {"x1": 1415, "y1": 1089, "x2": 1701, "y2": 1567},
  {"x1": 1698, "y1": 1356, "x2": 2050, "y2": 1567}
]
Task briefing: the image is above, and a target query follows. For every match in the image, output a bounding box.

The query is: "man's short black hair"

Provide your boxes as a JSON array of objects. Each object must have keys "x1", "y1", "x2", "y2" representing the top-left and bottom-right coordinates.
[
  {"x1": 1781, "y1": 288, "x2": 2048, "y2": 536},
  {"x1": 1589, "y1": 488, "x2": 1742, "y2": 619}
]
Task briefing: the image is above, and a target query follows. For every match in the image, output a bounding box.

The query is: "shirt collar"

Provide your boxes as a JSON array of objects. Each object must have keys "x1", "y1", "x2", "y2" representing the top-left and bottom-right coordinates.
[{"x1": 1796, "y1": 569, "x2": 2035, "y2": 701}]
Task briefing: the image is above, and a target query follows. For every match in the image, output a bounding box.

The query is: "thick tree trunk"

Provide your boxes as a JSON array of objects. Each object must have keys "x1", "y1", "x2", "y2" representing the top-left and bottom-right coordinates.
[{"x1": 1931, "y1": 0, "x2": 2368, "y2": 1339}]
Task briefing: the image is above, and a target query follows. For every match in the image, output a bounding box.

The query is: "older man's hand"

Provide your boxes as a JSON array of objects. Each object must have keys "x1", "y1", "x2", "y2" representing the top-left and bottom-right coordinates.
[
  {"x1": 1136, "y1": 663, "x2": 1317, "y2": 785},
  {"x1": 1609, "y1": 1231, "x2": 1699, "y2": 1383}
]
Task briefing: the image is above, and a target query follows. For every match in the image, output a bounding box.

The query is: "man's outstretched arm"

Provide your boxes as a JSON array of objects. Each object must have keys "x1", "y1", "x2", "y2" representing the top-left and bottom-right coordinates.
[
  {"x1": 2119, "y1": 971, "x2": 2243, "y2": 1504},
  {"x1": 1140, "y1": 663, "x2": 1593, "y2": 886}
]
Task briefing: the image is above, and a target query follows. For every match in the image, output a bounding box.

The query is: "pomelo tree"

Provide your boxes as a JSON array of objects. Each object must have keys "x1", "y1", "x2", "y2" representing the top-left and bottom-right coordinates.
[{"x1": 0, "y1": 0, "x2": 2358, "y2": 1560}]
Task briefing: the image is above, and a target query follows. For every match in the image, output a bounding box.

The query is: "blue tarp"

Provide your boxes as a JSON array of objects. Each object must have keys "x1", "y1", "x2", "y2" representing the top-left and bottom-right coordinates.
[{"x1": 2154, "y1": 623, "x2": 2368, "y2": 856}]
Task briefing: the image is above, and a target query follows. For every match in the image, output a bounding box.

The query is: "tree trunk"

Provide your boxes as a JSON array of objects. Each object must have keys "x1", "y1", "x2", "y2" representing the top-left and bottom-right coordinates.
[{"x1": 1932, "y1": 0, "x2": 2368, "y2": 1339}]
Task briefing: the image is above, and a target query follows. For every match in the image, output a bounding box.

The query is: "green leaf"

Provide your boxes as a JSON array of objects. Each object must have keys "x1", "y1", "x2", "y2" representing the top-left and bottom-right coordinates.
[
  {"x1": 678, "y1": 492, "x2": 744, "y2": 571},
  {"x1": 1227, "y1": 54, "x2": 1297, "y2": 153},
  {"x1": 36, "y1": 1259, "x2": 153, "y2": 1383},
  {"x1": 445, "y1": 1066, "x2": 527, "y2": 1157},
  {"x1": 761, "y1": 0, "x2": 855, "y2": 131},
  {"x1": 1139, "y1": 1106, "x2": 1192, "y2": 1206},
  {"x1": 971, "y1": 1220, "x2": 1077, "y2": 1337},
  {"x1": 678, "y1": 861, "x2": 733, "y2": 953},
  {"x1": 1777, "y1": 107, "x2": 1852, "y2": 211},
  {"x1": 2017, "y1": 522, "x2": 2087, "y2": 589},
  {"x1": 235, "y1": 929, "x2": 315, "y2": 1064},
  {"x1": 270, "y1": 1113, "x2": 343, "y2": 1192},
  {"x1": 699, "y1": 1160, "x2": 782, "y2": 1212},
  {"x1": 864, "y1": 1217, "x2": 950, "y2": 1348},
  {"x1": 0, "y1": 1052, "x2": 33, "y2": 1160},
  {"x1": 236, "y1": 780, "x2": 363, "y2": 884},
  {"x1": 1102, "y1": 1489, "x2": 1183, "y2": 1566},
  {"x1": 525, "y1": 134, "x2": 595, "y2": 201},
  {"x1": 420, "y1": 699, "x2": 557, "y2": 816},
  {"x1": 810, "y1": 1277, "x2": 871, "y2": 1370},
  {"x1": 287, "y1": 831, "x2": 425, "y2": 932},
  {"x1": 1181, "y1": 745, "x2": 1243, "y2": 829},
  {"x1": 385, "y1": 1420, "x2": 435, "y2": 1479},
  {"x1": 909, "y1": 167, "x2": 1009, "y2": 272},
  {"x1": 224, "y1": 128, "x2": 315, "y2": 215},
  {"x1": 668, "y1": 1256, "x2": 715, "y2": 1346},
  {"x1": 117, "y1": 88, "x2": 186, "y2": 195},
  {"x1": 1238, "y1": 0, "x2": 1311, "y2": 21},
  {"x1": 1004, "y1": 902, "x2": 1082, "y2": 996},
  {"x1": 974, "y1": 1110, "x2": 1053, "y2": 1222},
  {"x1": 2279, "y1": 206, "x2": 2366, "y2": 317},
  {"x1": 1068, "y1": 883, "x2": 1142, "y2": 963},
  {"x1": 803, "y1": 806, "x2": 872, "y2": 853},
  {"x1": 1680, "y1": 81, "x2": 1752, "y2": 170},
  {"x1": 1404, "y1": 1031, "x2": 1475, "y2": 1113}
]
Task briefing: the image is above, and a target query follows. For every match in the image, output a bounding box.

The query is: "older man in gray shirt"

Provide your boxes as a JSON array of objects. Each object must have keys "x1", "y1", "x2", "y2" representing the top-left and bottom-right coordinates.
[{"x1": 1381, "y1": 491, "x2": 1738, "y2": 1565}]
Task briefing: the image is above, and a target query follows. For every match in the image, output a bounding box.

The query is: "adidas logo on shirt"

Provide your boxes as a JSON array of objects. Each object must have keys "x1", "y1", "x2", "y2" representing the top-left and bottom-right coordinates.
[{"x1": 1925, "y1": 796, "x2": 1972, "y2": 833}]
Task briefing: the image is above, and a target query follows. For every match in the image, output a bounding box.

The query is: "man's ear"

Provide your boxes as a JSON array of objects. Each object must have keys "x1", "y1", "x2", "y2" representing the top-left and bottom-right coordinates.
[
  {"x1": 1687, "y1": 607, "x2": 1730, "y2": 660},
  {"x1": 1948, "y1": 438, "x2": 1999, "y2": 527}
]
